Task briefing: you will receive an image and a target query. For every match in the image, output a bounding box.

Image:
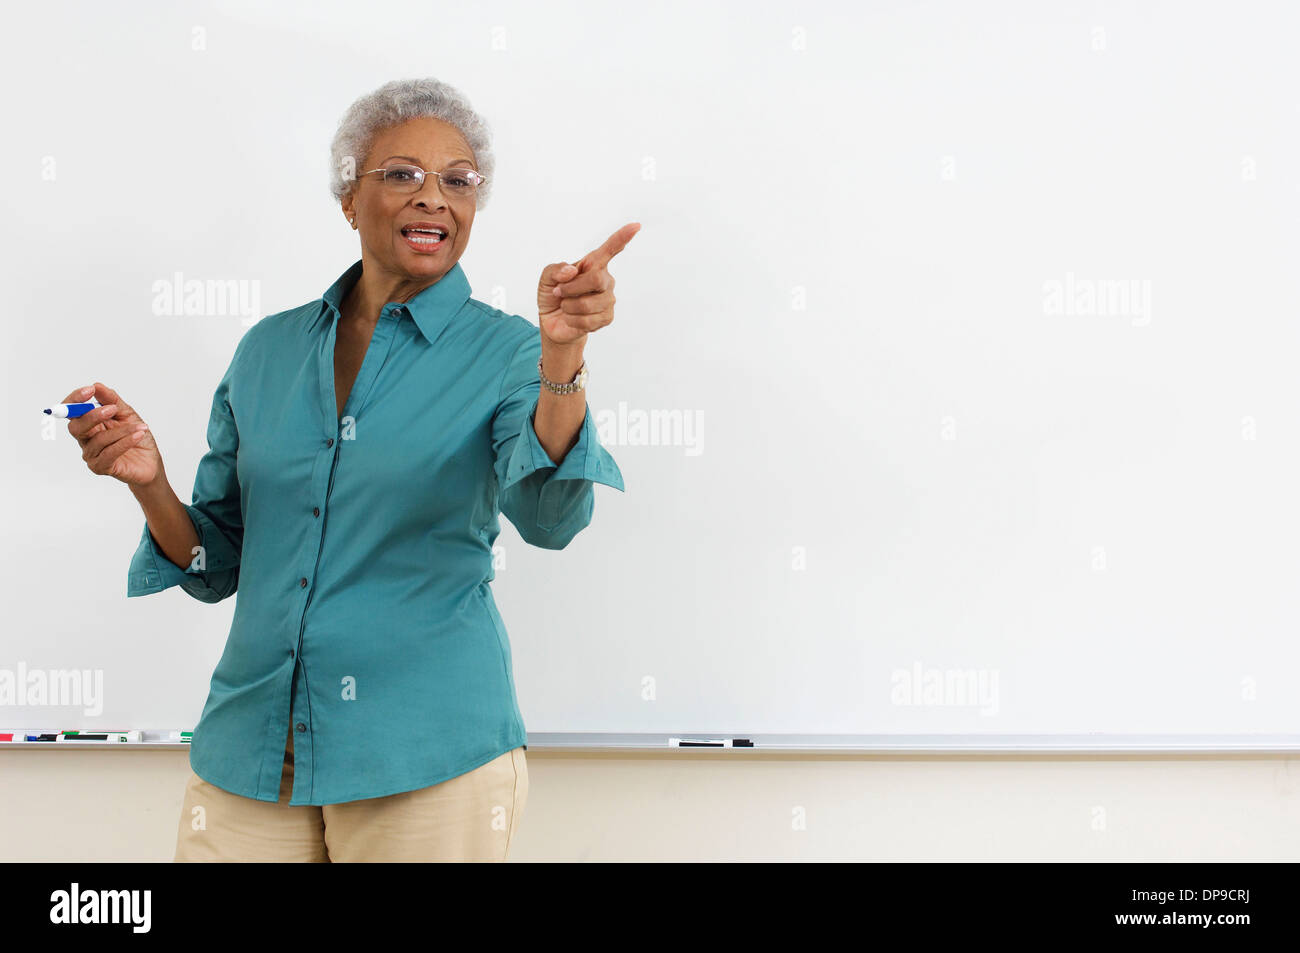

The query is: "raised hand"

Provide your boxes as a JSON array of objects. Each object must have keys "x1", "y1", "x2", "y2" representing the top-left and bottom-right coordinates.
[{"x1": 536, "y1": 222, "x2": 640, "y2": 346}]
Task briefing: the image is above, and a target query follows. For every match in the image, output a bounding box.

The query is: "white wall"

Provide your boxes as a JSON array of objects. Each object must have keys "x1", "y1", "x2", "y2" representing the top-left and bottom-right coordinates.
[{"x1": 2, "y1": 751, "x2": 1296, "y2": 861}]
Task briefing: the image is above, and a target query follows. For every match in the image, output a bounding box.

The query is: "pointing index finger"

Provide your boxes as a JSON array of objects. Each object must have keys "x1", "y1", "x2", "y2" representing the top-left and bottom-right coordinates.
[{"x1": 581, "y1": 222, "x2": 641, "y2": 270}]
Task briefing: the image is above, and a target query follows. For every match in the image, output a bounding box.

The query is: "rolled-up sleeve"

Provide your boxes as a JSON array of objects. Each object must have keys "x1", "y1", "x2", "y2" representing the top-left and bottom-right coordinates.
[
  {"x1": 492, "y1": 332, "x2": 624, "y2": 549},
  {"x1": 127, "y1": 338, "x2": 247, "y2": 602}
]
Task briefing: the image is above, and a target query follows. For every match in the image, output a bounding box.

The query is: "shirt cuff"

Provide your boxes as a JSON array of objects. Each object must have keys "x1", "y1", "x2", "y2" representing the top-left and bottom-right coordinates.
[
  {"x1": 126, "y1": 504, "x2": 240, "y2": 598},
  {"x1": 502, "y1": 399, "x2": 625, "y2": 494}
]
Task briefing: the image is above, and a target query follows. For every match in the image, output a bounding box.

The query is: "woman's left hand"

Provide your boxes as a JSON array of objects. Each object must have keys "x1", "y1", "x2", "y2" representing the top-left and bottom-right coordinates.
[{"x1": 537, "y1": 223, "x2": 640, "y2": 347}]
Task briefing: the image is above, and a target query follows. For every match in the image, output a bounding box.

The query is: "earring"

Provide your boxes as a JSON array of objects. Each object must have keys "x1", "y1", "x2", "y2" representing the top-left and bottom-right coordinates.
[{"x1": 350, "y1": 217, "x2": 357, "y2": 229}]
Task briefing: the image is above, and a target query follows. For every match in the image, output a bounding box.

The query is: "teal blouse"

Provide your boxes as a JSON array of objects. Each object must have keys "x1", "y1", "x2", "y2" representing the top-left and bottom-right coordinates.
[{"x1": 126, "y1": 258, "x2": 624, "y2": 805}]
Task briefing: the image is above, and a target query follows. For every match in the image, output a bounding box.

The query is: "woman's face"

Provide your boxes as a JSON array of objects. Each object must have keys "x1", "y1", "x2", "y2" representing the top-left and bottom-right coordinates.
[{"x1": 341, "y1": 117, "x2": 479, "y2": 285}]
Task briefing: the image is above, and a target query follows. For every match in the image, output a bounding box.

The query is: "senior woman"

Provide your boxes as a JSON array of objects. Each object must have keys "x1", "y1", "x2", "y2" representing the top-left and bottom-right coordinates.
[{"x1": 61, "y1": 78, "x2": 636, "y2": 862}]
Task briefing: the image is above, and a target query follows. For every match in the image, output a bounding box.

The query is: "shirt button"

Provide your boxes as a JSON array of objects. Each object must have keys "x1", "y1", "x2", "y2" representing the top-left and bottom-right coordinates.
[
  {"x1": 326, "y1": 438, "x2": 334, "y2": 448},
  {"x1": 299, "y1": 578, "x2": 308, "y2": 588},
  {"x1": 289, "y1": 648, "x2": 295, "y2": 658},
  {"x1": 295, "y1": 723, "x2": 306, "y2": 732},
  {"x1": 313, "y1": 507, "x2": 320, "y2": 517}
]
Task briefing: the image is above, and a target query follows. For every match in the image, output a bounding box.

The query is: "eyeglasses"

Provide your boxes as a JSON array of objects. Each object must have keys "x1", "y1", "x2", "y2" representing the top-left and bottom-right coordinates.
[{"x1": 358, "y1": 163, "x2": 486, "y2": 197}]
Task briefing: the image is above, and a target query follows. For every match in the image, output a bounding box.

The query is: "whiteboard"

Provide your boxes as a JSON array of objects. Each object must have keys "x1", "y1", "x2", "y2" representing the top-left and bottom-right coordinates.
[{"x1": 3, "y1": 0, "x2": 1298, "y2": 749}]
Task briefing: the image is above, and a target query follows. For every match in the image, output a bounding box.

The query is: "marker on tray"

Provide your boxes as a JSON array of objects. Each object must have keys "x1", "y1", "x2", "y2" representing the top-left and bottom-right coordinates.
[
  {"x1": 59, "y1": 730, "x2": 142, "y2": 743},
  {"x1": 668, "y1": 737, "x2": 754, "y2": 747}
]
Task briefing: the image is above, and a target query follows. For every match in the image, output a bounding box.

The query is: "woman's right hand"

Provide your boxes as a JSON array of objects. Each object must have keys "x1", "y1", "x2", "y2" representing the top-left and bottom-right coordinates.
[{"x1": 64, "y1": 382, "x2": 162, "y2": 488}]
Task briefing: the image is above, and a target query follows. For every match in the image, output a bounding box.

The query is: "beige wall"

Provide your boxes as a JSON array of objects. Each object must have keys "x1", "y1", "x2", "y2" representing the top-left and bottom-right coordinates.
[{"x1": 2, "y1": 750, "x2": 1297, "y2": 861}]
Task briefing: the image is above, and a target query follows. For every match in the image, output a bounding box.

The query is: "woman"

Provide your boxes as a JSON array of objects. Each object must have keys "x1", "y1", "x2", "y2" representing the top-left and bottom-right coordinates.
[{"x1": 62, "y1": 78, "x2": 637, "y2": 862}]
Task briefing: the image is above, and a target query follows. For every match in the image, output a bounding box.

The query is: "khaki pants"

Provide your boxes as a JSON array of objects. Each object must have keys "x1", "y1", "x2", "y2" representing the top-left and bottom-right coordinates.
[{"x1": 173, "y1": 725, "x2": 528, "y2": 862}]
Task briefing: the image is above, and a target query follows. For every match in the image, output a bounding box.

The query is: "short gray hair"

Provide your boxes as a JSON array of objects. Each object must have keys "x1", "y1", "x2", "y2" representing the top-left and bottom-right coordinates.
[{"x1": 328, "y1": 78, "x2": 495, "y2": 209}]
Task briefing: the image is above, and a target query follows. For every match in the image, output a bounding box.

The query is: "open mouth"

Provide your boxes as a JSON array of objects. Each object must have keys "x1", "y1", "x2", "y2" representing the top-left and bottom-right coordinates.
[{"x1": 400, "y1": 225, "x2": 448, "y2": 250}]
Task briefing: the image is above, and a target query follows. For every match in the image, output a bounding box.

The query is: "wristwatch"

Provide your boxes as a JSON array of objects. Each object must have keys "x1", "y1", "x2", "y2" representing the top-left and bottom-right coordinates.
[{"x1": 538, "y1": 357, "x2": 588, "y2": 395}]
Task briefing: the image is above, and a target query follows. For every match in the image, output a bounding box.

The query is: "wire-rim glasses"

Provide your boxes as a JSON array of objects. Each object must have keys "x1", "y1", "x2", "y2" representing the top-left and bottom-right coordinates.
[{"x1": 359, "y1": 163, "x2": 486, "y2": 196}]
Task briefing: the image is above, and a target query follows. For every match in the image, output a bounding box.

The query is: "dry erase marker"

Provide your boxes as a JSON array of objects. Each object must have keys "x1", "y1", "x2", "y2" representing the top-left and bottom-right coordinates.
[
  {"x1": 0, "y1": 731, "x2": 26, "y2": 743},
  {"x1": 668, "y1": 737, "x2": 754, "y2": 748},
  {"x1": 59, "y1": 730, "x2": 142, "y2": 743},
  {"x1": 164, "y1": 731, "x2": 193, "y2": 744},
  {"x1": 43, "y1": 402, "x2": 97, "y2": 419},
  {"x1": 25, "y1": 733, "x2": 59, "y2": 742}
]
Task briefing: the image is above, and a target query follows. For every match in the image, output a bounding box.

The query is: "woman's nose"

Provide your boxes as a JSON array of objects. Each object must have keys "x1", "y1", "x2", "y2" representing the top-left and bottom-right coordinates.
[{"x1": 413, "y1": 194, "x2": 447, "y2": 212}]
